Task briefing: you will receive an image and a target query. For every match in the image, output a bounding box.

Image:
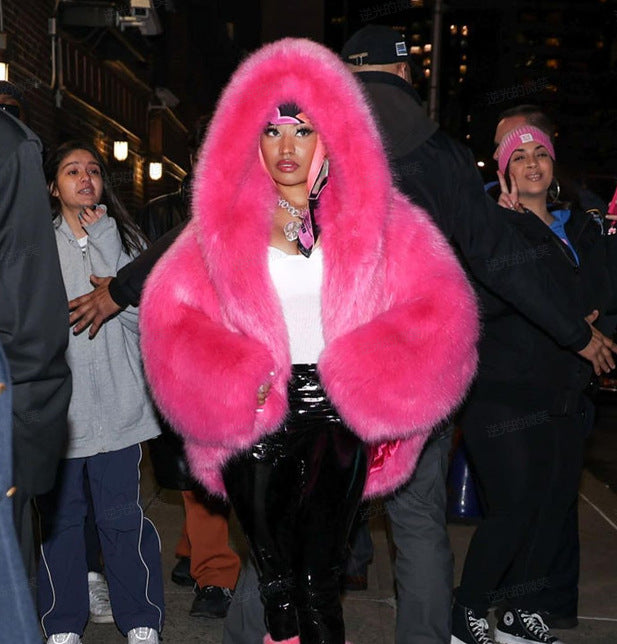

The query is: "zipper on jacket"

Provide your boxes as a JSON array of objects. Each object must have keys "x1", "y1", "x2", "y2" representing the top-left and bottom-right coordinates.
[{"x1": 548, "y1": 234, "x2": 579, "y2": 270}]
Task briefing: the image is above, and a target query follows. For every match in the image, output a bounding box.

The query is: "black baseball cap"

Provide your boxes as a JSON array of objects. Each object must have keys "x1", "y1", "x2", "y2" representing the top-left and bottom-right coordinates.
[{"x1": 341, "y1": 25, "x2": 408, "y2": 66}]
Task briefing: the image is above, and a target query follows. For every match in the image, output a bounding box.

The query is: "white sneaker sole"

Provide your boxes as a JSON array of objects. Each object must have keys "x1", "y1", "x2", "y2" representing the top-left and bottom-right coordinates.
[
  {"x1": 494, "y1": 627, "x2": 562, "y2": 644},
  {"x1": 494, "y1": 629, "x2": 527, "y2": 644},
  {"x1": 452, "y1": 636, "x2": 482, "y2": 644}
]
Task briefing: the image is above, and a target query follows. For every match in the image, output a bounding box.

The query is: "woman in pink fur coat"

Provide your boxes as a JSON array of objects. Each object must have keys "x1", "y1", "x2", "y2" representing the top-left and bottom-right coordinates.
[{"x1": 139, "y1": 38, "x2": 478, "y2": 644}]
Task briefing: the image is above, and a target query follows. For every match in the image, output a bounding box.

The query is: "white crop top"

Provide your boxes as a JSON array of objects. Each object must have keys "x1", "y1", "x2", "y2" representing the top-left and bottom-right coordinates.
[{"x1": 267, "y1": 246, "x2": 325, "y2": 364}]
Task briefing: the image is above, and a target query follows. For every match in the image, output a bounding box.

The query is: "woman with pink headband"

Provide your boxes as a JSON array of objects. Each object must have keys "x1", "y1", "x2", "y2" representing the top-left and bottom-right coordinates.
[
  {"x1": 139, "y1": 38, "x2": 479, "y2": 644},
  {"x1": 451, "y1": 125, "x2": 617, "y2": 644},
  {"x1": 495, "y1": 125, "x2": 556, "y2": 215}
]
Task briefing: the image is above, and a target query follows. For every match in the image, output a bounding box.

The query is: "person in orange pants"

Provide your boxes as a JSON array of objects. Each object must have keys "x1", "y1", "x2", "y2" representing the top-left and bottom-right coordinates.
[{"x1": 172, "y1": 486, "x2": 241, "y2": 618}]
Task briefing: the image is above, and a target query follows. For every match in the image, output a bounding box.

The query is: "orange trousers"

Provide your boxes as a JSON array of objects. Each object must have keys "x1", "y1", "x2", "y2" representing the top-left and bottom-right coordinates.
[{"x1": 175, "y1": 488, "x2": 241, "y2": 590}]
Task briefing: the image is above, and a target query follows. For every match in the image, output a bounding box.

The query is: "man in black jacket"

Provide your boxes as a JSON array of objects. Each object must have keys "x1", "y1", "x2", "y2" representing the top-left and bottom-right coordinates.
[{"x1": 0, "y1": 109, "x2": 71, "y2": 575}]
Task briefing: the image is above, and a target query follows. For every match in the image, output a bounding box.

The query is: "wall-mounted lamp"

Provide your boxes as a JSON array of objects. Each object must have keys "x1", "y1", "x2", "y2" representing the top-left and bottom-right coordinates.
[
  {"x1": 113, "y1": 140, "x2": 128, "y2": 162},
  {"x1": 148, "y1": 161, "x2": 163, "y2": 181},
  {"x1": 0, "y1": 31, "x2": 8, "y2": 82}
]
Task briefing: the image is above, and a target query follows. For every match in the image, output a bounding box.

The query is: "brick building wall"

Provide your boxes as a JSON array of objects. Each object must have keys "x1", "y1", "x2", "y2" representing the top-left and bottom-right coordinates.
[{"x1": 3, "y1": 0, "x2": 57, "y2": 147}]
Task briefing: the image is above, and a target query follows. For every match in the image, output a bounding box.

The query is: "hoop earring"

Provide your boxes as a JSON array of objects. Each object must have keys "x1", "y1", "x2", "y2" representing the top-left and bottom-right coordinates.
[{"x1": 548, "y1": 178, "x2": 561, "y2": 203}]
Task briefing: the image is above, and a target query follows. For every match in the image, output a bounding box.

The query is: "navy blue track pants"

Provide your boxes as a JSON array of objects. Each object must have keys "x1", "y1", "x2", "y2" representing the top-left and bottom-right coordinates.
[{"x1": 36, "y1": 444, "x2": 164, "y2": 637}]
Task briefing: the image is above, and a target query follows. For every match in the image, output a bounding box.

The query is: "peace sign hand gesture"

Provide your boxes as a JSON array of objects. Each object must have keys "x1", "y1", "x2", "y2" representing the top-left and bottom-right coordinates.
[{"x1": 497, "y1": 170, "x2": 523, "y2": 212}]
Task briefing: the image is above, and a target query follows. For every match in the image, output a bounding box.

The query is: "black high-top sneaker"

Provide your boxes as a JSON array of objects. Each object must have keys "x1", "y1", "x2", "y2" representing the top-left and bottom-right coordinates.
[
  {"x1": 451, "y1": 601, "x2": 495, "y2": 644},
  {"x1": 494, "y1": 609, "x2": 565, "y2": 644}
]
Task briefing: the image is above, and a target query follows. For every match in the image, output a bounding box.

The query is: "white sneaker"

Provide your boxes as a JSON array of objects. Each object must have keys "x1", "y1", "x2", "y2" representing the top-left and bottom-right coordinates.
[
  {"x1": 88, "y1": 571, "x2": 114, "y2": 624},
  {"x1": 47, "y1": 635, "x2": 82, "y2": 644},
  {"x1": 127, "y1": 627, "x2": 159, "y2": 643}
]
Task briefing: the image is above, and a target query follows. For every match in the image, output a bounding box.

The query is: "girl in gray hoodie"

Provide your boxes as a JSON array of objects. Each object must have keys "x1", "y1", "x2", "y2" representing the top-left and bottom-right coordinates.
[{"x1": 36, "y1": 141, "x2": 164, "y2": 644}]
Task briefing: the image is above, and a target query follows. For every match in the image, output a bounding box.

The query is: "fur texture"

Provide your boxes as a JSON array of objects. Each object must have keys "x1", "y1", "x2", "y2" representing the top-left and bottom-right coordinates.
[
  {"x1": 140, "y1": 38, "x2": 479, "y2": 498},
  {"x1": 263, "y1": 635, "x2": 300, "y2": 644}
]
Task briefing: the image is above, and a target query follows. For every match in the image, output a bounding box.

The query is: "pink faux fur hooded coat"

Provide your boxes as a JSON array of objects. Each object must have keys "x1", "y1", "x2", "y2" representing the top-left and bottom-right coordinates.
[{"x1": 139, "y1": 38, "x2": 479, "y2": 498}]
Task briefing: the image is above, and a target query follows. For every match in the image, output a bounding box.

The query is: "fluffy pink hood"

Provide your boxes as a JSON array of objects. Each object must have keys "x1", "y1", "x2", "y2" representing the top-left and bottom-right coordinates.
[{"x1": 139, "y1": 38, "x2": 479, "y2": 497}]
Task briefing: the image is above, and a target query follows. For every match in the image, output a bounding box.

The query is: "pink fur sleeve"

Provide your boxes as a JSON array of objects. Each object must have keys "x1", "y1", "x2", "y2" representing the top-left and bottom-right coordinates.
[
  {"x1": 139, "y1": 229, "x2": 278, "y2": 449},
  {"x1": 318, "y1": 197, "x2": 479, "y2": 444}
]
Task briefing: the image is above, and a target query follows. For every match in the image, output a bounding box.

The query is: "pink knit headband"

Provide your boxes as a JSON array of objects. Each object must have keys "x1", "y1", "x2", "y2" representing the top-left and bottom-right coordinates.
[{"x1": 496, "y1": 125, "x2": 555, "y2": 174}]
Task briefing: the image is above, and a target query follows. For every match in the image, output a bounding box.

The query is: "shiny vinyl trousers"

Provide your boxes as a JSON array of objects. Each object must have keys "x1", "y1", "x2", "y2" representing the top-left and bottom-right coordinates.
[{"x1": 223, "y1": 364, "x2": 368, "y2": 644}]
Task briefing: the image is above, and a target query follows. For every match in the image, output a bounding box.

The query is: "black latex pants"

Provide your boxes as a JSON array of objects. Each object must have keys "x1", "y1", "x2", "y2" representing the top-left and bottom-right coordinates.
[{"x1": 223, "y1": 364, "x2": 368, "y2": 644}]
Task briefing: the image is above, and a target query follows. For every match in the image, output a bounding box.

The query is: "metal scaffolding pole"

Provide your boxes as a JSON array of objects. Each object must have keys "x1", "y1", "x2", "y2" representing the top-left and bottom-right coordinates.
[{"x1": 428, "y1": 0, "x2": 443, "y2": 122}]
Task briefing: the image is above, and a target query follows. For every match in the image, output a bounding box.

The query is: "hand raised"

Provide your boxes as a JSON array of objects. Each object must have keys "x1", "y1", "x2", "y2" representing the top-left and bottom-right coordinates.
[
  {"x1": 497, "y1": 170, "x2": 522, "y2": 212},
  {"x1": 79, "y1": 204, "x2": 107, "y2": 227}
]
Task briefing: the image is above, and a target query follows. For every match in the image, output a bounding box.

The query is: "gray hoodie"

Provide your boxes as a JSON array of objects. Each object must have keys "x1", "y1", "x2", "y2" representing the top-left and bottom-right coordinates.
[{"x1": 53, "y1": 214, "x2": 160, "y2": 458}]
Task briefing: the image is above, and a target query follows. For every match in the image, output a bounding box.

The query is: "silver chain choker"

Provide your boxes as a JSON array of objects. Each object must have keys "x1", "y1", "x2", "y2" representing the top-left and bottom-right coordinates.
[{"x1": 278, "y1": 197, "x2": 308, "y2": 241}]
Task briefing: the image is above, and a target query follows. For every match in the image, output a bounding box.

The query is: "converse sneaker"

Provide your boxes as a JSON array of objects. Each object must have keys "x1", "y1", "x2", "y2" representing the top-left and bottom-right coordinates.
[
  {"x1": 88, "y1": 571, "x2": 114, "y2": 623},
  {"x1": 495, "y1": 609, "x2": 565, "y2": 644},
  {"x1": 451, "y1": 601, "x2": 495, "y2": 644},
  {"x1": 47, "y1": 635, "x2": 82, "y2": 644},
  {"x1": 127, "y1": 627, "x2": 159, "y2": 643}
]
